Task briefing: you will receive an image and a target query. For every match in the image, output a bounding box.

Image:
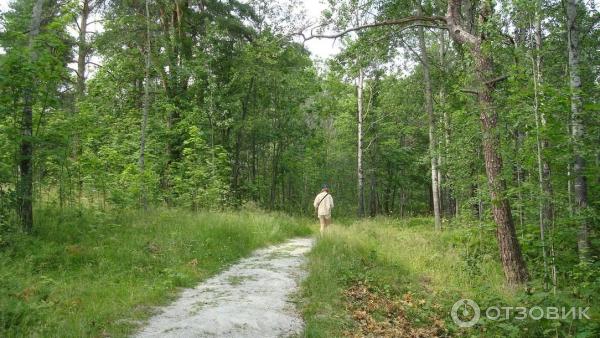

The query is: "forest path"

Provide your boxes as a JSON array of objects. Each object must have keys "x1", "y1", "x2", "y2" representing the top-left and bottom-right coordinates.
[{"x1": 135, "y1": 237, "x2": 314, "y2": 338}]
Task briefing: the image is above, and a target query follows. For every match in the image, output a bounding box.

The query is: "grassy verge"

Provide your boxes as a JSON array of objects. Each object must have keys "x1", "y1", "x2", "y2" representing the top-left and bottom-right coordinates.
[
  {"x1": 0, "y1": 207, "x2": 311, "y2": 337},
  {"x1": 301, "y1": 217, "x2": 598, "y2": 337}
]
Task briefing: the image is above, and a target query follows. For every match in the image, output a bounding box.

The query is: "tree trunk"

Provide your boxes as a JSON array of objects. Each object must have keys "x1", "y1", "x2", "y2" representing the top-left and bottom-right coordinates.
[
  {"x1": 565, "y1": 0, "x2": 590, "y2": 261},
  {"x1": 17, "y1": 0, "x2": 44, "y2": 233},
  {"x1": 384, "y1": 166, "x2": 392, "y2": 214},
  {"x1": 74, "y1": 0, "x2": 91, "y2": 204},
  {"x1": 531, "y1": 0, "x2": 556, "y2": 290},
  {"x1": 270, "y1": 144, "x2": 280, "y2": 209},
  {"x1": 77, "y1": 0, "x2": 89, "y2": 99},
  {"x1": 476, "y1": 46, "x2": 528, "y2": 285},
  {"x1": 446, "y1": 0, "x2": 528, "y2": 285},
  {"x1": 369, "y1": 170, "x2": 377, "y2": 217},
  {"x1": 438, "y1": 30, "x2": 456, "y2": 217},
  {"x1": 515, "y1": 130, "x2": 525, "y2": 232},
  {"x1": 232, "y1": 77, "x2": 254, "y2": 204},
  {"x1": 357, "y1": 68, "x2": 365, "y2": 217},
  {"x1": 418, "y1": 21, "x2": 441, "y2": 230},
  {"x1": 139, "y1": 0, "x2": 151, "y2": 210},
  {"x1": 368, "y1": 73, "x2": 381, "y2": 217}
]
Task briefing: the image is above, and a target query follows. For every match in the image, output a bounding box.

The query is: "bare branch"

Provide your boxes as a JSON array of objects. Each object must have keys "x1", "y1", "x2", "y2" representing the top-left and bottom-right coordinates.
[
  {"x1": 300, "y1": 16, "x2": 447, "y2": 41},
  {"x1": 364, "y1": 112, "x2": 393, "y2": 134},
  {"x1": 485, "y1": 75, "x2": 508, "y2": 87},
  {"x1": 86, "y1": 61, "x2": 118, "y2": 80},
  {"x1": 68, "y1": 67, "x2": 80, "y2": 76},
  {"x1": 364, "y1": 136, "x2": 378, "y2": 151},
  {"x1": 397, "y1": 34, "x2": 423, "y2": 63},
  {"x1": 86, "y1": 19, "x2": 105, "y2": 26},
  {"x1": 74, "y1": 16, "x2": 82, "y2": 33},
  {"x1": 86, "y1": 61, "x2": 103, "y2": 68}
]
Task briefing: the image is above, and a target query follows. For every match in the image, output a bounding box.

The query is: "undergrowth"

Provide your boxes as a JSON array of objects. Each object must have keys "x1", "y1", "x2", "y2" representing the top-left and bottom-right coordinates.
[{"x1": 301, "y1": 217, "x2": 599, "y2": 337}]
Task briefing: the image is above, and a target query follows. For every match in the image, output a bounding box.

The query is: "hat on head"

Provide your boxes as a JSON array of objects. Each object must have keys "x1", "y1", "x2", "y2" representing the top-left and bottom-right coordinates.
[{"x1": 321, "y1": 184, "x2": 329, "y2": 190}]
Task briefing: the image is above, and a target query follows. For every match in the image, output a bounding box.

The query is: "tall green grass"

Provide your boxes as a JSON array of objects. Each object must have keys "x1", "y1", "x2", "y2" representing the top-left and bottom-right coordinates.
[
  {"x1": 0, "y1": 208, "x2": 311, "y2": 337},
  {"x1": 301, "y1": 218, "x2": 598, "y2": 337}
]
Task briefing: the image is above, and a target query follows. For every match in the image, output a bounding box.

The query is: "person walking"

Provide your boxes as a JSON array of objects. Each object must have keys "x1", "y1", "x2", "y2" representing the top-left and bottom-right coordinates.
[{"x1": 313, "y1": 184, "x2": 334, "y2": 235}]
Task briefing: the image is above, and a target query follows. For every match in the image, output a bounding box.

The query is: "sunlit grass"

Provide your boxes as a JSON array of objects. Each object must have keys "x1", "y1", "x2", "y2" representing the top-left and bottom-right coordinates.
[{"x1": 300, "y1": 217, "x2": 510, "y2": 337}]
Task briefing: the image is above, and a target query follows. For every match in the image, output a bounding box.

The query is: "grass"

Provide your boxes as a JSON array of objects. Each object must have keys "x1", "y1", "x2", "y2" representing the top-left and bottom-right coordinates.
[
  {"x1": 0, "y1": 207, "x2": 312, "y2": 337},
  {"x1": 300, "y1": 217, "x2": 599, "y2": 337}
]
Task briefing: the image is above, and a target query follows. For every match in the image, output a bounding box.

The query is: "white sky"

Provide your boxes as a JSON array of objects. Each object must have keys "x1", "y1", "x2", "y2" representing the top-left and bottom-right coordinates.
[{"x1": 299, "y1": 0, "x2": 342, "y2": 59}]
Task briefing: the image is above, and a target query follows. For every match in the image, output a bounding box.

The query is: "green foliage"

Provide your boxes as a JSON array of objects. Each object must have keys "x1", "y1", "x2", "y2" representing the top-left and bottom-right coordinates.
[
  {"x1": 0, "y1": 0, "x2": 599, "y2": 335},
  {"x1": 172, "y1": 126, "x2": 230, "y2": 210}
]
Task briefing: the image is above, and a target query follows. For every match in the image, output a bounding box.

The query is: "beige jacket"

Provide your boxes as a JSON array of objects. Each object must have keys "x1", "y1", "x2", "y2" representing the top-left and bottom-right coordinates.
[{"x1": 313, "y1": 191, "x2": 334, "y2": 216}]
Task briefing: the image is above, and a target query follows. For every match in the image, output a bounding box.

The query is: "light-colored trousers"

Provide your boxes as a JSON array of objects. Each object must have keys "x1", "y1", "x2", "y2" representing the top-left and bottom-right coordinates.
[{"x1": 318, "y1": 214, "x2": 331, "y2": 234}]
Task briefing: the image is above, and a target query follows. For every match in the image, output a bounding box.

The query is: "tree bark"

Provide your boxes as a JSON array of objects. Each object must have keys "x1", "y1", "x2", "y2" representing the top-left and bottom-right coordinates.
[
  {"x1": 475, "y1": 45, "x2": 528, "y2": 285},
  {"x1": 566, "y1": 0, "x2": 590, "y2": 261},
  {"x1": 515, "y1": 130, "x2": 525, "y2": 231},
  {"x1": 74, "y1": 0, "x2": 91, "y2": 204},
  {"x1": 232, "y1": 77, "x2": 255, "y2": 204},
  {"x1": 369, "y1": 72, "x2": 381, "y2": 217},
  {"x1": 17, "y1": 0, "x2": 44, "y2": 232},
  {"x1": 77, "y1": 0, "x2": 90, "y2": 99},
  {"x1": 438, "y1": 30, "x2": 456, "y2": 217},
  {"x1": 447, "y1": 0, "x2": 528, "y2": 284},
  {"x1": 531, "y1": 0, "x2": 556, "y2": 290},
  {"x1": 357, "y1": 68, "x2": 366, "y2": 217},
  {"x1": 139, "y1": 0, "x2": 152, "y2": 210},
  {"x1": 418, "y1": 17, "x2": 441, "y2": 231}
]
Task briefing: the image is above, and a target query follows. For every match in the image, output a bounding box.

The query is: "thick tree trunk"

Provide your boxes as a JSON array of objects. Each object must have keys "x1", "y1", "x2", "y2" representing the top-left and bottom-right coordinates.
[
  {"x1": 357, "y1": 68, "x2": 365, "y2": 217},
  {"x1": 446, "y1": 0, "x2": 528, "y2": 285},
  {"x1": 566, "y1": 0, "x2": 590, "y2": 261},
  {"x1": 17, "y1": 0, "x2": 44, "y2": 232},
  {"x1": 476, "y1": 47, "x2": 528, "y2": 285},
  {"x1": 418, "y1": 22, "x2": 441, "y2": 231}
]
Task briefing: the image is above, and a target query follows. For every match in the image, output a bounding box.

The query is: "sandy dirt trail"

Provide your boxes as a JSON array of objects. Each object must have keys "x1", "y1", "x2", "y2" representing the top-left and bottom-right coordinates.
[{"x1": 135, "y1": 237, "x2": 314, "y2": 338}]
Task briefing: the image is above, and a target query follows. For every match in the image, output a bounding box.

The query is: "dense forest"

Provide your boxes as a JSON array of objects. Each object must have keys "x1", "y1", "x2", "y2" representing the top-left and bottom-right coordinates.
[{"x1": 0, "y1": 0, "x2": 599, "y2": 336}]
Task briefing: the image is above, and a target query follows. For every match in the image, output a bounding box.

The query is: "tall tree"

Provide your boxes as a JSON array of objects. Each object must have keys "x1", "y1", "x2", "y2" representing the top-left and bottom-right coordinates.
[
  {"x1": 447, "y1": 0, "x2": 528, "y2": 285},
  {"x1": 76, "y1": 0, "x2": 93, "y2": 99},
  {"x1": 417, "y1": 4, "x2": 441, "y2": 231},
  {"x1": 74, "y1": 0, "x2": 98, "y2": 202},
  {"x1": 529, "y1": 0, "x2": 556, "y2": 289},
  {"x1": 138, "y1": 0, "x2": 152, "y2": 210},
  {"x1": 17, "y1": 0, "x2": 44, "y2": 232},
  {"x1": 357, "y1": 67, "x2": 366, "y2": 217},
  {"x1": 565, "y1": 0, "x2": 590, "y2": 260}
]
